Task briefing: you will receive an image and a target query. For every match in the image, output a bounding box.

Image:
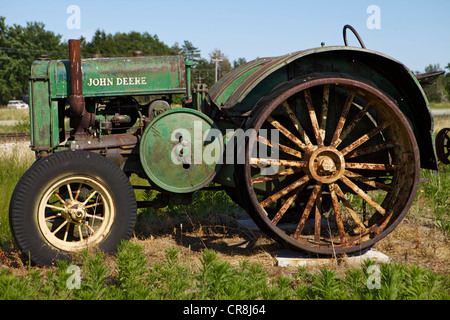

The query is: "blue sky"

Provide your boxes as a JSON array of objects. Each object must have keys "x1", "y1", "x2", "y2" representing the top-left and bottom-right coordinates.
[{"x1": 1, "y1": 0, "x2": 449, "y2": 72}]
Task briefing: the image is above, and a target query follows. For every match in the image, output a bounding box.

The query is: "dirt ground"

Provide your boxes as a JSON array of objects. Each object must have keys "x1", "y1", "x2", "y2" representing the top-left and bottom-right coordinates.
[{"x1": 128, "y1": 207, "x2": 449, "y2": 278}]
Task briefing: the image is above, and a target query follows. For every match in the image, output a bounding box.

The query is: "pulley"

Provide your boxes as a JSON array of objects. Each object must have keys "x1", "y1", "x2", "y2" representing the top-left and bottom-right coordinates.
[{"x1": 140, "y1": 108, "x2": 223, "y2": 193}]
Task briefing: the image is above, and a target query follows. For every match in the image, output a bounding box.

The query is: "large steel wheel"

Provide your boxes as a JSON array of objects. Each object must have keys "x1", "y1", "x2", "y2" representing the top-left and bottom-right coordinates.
[
  {"x1": 236, "y1": 74, "x2": 420, "y2": 255},
  {"x1": 9, "y1": 150, "x2": 137, "y2": 266}
]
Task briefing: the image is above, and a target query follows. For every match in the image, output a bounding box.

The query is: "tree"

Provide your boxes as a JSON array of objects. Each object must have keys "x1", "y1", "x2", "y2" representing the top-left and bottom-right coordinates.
[
  {"x1": 233, "y1": 57, "x2": 247, "y2": 68},
  {"x1": 0, "y1": 17, "x2": 65, "y2": 104},
  {"x1": 180, "y1": 40, "x2": 201, "y2": 64}
]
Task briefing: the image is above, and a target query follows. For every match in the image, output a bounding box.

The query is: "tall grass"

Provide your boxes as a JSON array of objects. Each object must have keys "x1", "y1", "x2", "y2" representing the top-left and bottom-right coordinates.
[
  {"x1": 0, "y1": 146, "x2": 34, "y2": 247},
  {"x1": 0, "y1": 243, "x2": 448, "y2": 300}
]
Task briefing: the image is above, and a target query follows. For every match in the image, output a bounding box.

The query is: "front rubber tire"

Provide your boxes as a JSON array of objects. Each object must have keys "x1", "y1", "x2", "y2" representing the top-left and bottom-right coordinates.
[{"x1": 9, "y1": 150, "x2": 137, "y2": 266}]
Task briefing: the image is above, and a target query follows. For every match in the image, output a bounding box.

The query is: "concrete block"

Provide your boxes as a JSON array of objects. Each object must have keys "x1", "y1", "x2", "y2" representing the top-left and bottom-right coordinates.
[{"x1": 275, "y1": 248, "x2": 390, "y2": 268}]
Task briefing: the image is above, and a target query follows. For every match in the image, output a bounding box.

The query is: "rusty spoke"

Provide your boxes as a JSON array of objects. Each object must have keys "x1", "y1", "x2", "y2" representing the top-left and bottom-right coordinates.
[
  {"x1": 314, "y1": 188, "x2": 323, "y2": 242},
  {"x1": 346, "y1": 141, "x2": 395, "y2": 159},
  {"x1": 293, "y1": 183, "x2": 322, "y2": 239},
  {"x1": 340, "y1": 121, "x2": 391, "y2": 156},
  {"x1": 329, "y1": 183, "x2": 346, "y2": 238},
  {"x1": 281, "y1": 101, "x2": 313, "y2": 147},
  {"x1": 331, "y1": 90, "x2": 356, "y2": 147},
  {"x1": 303, "y1": 89, "x2": 323, "y2": 147},
  {"x1": 271, "y1": 189, "x2": 300, "y2": 225},
  {"x1": 340, "y1": 175, "x2": 386, "y2": 216},
  {"x1": 250, "y1": 158, "x2": 308, "y2": 168},
  {"x1": 319, "y1": 85, "x2": 330, "y2": 143},
  {"x1": 333, "y1": 183, "x2": 368, "y2": 233},
  {"x1": 257, "y1": 135, "x2": 303, "y2": 159},
  {"x1": 345, "y1": 162, "x2": 396, "y2": 171},
  {"x1": 338, "y1": 101, "x2": 372, "y2": 146},
  {"x1": 260, "y1": 175, "x2": 310, "y2": 208},
  {"x1": 252, "y1": 167, "x2": 302, "y2": 184},
  {"x1": 344, "y1": 170, "x2": 393, "y2": 192},
  {"x1": 266, "y1": 115, "x2": 311, "y2": 152}
]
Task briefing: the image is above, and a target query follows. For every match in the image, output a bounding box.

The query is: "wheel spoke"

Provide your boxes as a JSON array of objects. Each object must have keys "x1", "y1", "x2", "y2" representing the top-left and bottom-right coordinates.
[
  {"x1": 83, "y1": 221, "x2": 96, "y2": 234},
  {"x1": 45, "y1": 214, "x2": 61, "y2": 221},
  {"x1": 293, "y1": 183, "x2": 321, "y2": 239},
  {"x1": 340, "y1": 121, "x2": 391, "y2": 156},
  {"x1": 281, "y1": 101, "x2": 313, "y2": 147},
  {"x1": 344, "y1": 170, "x2": 393, "y2": 192},
  {"x1": 257, "y1": 135, "x2": 303, "y2": 159},
  {"x1": 67, "y1": 184, "x2": 74, "y2": 201},
  {"x1": 74, "y1": 183, "x2": 82, "y2": 201},
  {"x1": 340, "y1": 175, "x2": 386, "y2": 215},
  {"x1": 329, "y1": 183, "x2": 346, "y2": 239},
  {"x1": 52, "y1": 219, "x2": 68, "y2": 235},
  {"x1": 260, "y1": 175, "x2": 310, "y2": 208},
  {"x1": 266, "y1": 115, "x2": 311, "y2": 152},
  {"x1": 319, "y1": 85, "x2": 330, "y2": 143},
  {"x1": 333, "y1": 183, "x2": 368, "y2": 233},
  {"x1": 331, "y1": 90, "x2": 356, "y2": 147},
  {"x1": 345, "y1": 162, "x2": 396, "y2": 171},
  {"x1": 338, "y1": 101, "x2": 372, "y2": 146},
  {"x1": 250, "y1": 158, "x2": 307, "y2": 168},
  {"x1": 85, "y1": 213, "x2": 104, "y2": 220},
  {"x1": 346, "y1": 141, "x2": 395, "y2": 159},
  {"x1": 251, "y1": 167, "x2": 302, "y2": 184},
  {"x1": 84, "y1": 202, "x2": 104, "y2": 209},
  {"x1": 81, "y1": 191, "x2": 98, "y2": 206},
  {"x1": 78, "y1": 224, "x2": 84, "y2": 241},
  {"x1": 63, "y1": 222, "x2": 70, "y2": 241},
  {"x1": 304, "y1": 89, "x2": 323, "y2": 146},
  {"x1": 54, "y1": 192, "x2": 67, "y2": 205},
  {"x1": 45, "y1": 204, "x2": 65, "y2": 211},
  {"x1": 314, "y1": 190, "x2": 322, "y2": 242},
  {"x1": 271, "y1": 188, "x2": 301, "y2": 225}
]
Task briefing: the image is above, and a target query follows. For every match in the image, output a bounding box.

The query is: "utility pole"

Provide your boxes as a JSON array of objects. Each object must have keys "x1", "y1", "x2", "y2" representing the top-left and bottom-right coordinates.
[{"x1": 211, "y1": 55, "x2": 223, "y2": 83}]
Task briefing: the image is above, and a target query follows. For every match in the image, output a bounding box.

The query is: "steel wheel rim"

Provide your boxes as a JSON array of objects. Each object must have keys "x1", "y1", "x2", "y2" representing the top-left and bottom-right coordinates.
[
  {"x1": 244, "y1": 77, "x2": 420, "y2": 254},
  {"x1": 38, "y1": 176, "x2": 115, "y2": 252}
]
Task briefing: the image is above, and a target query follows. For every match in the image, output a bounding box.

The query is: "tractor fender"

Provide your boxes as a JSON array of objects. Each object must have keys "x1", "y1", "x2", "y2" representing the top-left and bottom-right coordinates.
[{"x1": 207, "y1": 46, "x2": 438, "y2": 170}]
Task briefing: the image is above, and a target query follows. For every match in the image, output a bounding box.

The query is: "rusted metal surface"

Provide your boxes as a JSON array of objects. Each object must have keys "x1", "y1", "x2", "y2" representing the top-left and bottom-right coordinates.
[
  {"x1": 237, "y1": 74, "x2": 420, "y2": 255},
  {"x1": 207, "y1": 45, "x2": 438, "y2": 170},
  {"x1": 68, "y1": 40, "x2": 94, "y2": 136}
]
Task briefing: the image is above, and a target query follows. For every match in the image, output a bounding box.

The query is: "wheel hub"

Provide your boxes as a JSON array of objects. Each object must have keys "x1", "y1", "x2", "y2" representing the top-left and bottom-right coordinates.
[
  {"x1": 60, "y1": 200, "x2": 86, "y2": 223},
  {"x1": 307, "y1": 147, "x2": 345, "y2": 183}
]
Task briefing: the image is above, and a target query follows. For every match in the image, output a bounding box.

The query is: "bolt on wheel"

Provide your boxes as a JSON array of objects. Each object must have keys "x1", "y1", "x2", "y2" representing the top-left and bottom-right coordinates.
[{"x1": 237, "y1": 74, "x2": 420, "y2": 255}]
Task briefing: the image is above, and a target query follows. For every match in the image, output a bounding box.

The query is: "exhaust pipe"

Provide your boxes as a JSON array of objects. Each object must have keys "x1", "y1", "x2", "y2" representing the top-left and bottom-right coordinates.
[{"x1": 68, "y1": 39, "x2": 94, "y2": 135}]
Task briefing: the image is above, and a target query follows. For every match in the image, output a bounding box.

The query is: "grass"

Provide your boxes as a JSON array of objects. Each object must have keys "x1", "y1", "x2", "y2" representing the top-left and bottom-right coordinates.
[
  {"x1": 0, "y1": 114, "x2": 448, "y2": 300},
  {"x1": 0, "y1": 108, "x2": 29, "y2": 121},
  {"x1": 0, "y1": 244, "x2": 448, "y2": 300},
  {"x1": 430, "y1": 102, "x2": 450, "y2": 110}
]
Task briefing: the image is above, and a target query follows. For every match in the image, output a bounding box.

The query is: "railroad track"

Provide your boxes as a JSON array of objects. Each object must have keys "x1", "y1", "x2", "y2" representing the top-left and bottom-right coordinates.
[{"x1": 0, "y1": 131, "x2": 30, "y2": 142}]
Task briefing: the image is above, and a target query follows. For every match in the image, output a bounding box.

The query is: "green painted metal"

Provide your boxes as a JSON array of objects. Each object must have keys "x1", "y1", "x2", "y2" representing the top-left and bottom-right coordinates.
[
  {"x1": 29, "y1": 59, "x2": 61, "y2": 151},
  {"x1": 139, "y1": 108, "x2": 223, "y2": 193},
  {"x1": 47, "y1": 55, "x2": 186, "y2": 98},
  {"x1": 28, "y1": 55, "x2": 188, "y2": 152}
]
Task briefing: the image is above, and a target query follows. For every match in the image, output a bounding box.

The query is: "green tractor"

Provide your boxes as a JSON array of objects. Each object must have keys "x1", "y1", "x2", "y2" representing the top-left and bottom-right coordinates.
[{"x1": 10, "y1": 26, "x2": 442, "y2": 266}]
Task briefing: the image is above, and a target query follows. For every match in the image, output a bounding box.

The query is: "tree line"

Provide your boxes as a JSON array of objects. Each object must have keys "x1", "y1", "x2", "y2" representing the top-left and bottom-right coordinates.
[
  {"x1": 0, "y1": 17, "x2": 246, "y2": 104},
  {"x1": 0, "y1": 16, "x2": 448, "y2": 105}
]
